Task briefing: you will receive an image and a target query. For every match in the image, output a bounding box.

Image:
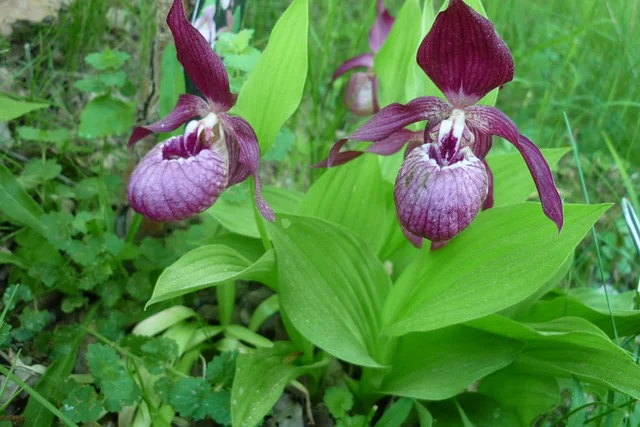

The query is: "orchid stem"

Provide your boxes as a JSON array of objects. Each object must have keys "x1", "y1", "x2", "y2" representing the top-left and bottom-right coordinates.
[
  {"x1": 250, "y1": 176, "x2": 273, "y2": 251},
  {"x1": 217, "y1": 281, "x2": 236, "y2": 326}
]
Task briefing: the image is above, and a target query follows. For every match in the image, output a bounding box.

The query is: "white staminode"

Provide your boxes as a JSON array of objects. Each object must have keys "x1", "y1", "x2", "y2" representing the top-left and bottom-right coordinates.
[{"x1": 437, "y1": 108, "x2": 466, "y2": 146}]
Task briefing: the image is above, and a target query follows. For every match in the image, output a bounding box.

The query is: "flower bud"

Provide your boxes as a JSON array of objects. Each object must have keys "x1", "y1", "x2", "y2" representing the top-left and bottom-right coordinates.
[
  {"x1": 344, "y1": 71, "x2": 377, "y2": 116},
  {"x1": 394, "y1": 144, "x2": 488, "y2": 241}
]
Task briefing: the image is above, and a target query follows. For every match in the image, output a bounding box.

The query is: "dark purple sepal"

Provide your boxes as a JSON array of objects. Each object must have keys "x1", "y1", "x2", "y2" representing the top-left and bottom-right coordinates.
[
  {"x1": 345, "y1": 72, "x2": 377, "y2": 116},
  {"x1": 515, "y1": 134, "x2": 564, "y2": 232},
  {"x1": 128, "y1": 134, "x2": 229, "y2": 222},
  {"x1": 332, "y1": 53, "x2": 374, "y2": 81},
  {"x1": 465, "y1": 105, "x2": 519, "y2": 147},
  {"x1": 482, "y1": 159, "x2": 494, "y2": 210},
  {"x1": 369, "y1": 3, "x2": 394, "y2": 53},
  {"x1": 349, "y1": 96, "x2": 451, "y2": 142},
  {"x1": 417, "y1": 0, "x2": 514, "y2": 108},
  {"x1": 314, "y1": 129, "x2": 422, "y2": 168},
  {"x1": 167, "y1": 0, "x2": 235, "y2": 111},
  {"x1": 394, "y1": 144, "x2": 488, "y2": 241},
  {"x1": 220, "y1": 114, "x2": 275, "y2": 221},
  {"x1": 128, "y1": 94, "x2": 210, "y2": 147}
]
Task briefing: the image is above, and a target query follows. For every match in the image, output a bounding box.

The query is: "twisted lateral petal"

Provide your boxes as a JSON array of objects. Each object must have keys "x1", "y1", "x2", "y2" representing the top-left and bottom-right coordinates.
[
  {"x1": 369, "y1": 3, "x2": 394, "y2": 53},
  {"x1": 394, "y1": 144, "x2": 488, "y2": 242},
  {"x1": 465, "y1": 105, "x2": 519, "y2": 147},
  {"x1": 345, "y1": 72, "x2": 377, "y2": 116},
  {"x1": 482, "y1": 159, "x2": 494, "y2": 210},
  {"x1": 349, "y1": 96, "x2": 451, "y2": 142},
  {"x1": 220, "y1": 114, "x2": 275, "y2": 221},
  {"x1": 313, "y1": 129, "x2": 422, "y2": 168},
  {"x1": 514, "y1": 135, "x2": 564, "y2": 231},
  {"x1": 417, "y1": 0, "x2": 514, "y2": 108},
  {"x1": 167, "y1": 0, "x2": 235, "y2": 111},
  {"x1": 128, "y1": 94, "x2": 210, "y2": 147},
  {"x1": 332, "y1": 53, "x2": 374, "y2": 81},
  {"x1": 128, "y1": 135, "x2": 229, "y2": 222}
]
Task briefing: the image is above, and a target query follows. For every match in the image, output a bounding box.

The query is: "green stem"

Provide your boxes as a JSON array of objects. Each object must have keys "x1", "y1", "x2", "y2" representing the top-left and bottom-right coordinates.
[
  {"x1": 0, "y1": 364, "x2": 79, "y2": 427},
  {"x1": 249, "y1": 176, "x2": 273, "y2": 251},
  {"x1": 217, "y1": 281, "x2": 236, "y2": 326},
  {"x1": 126, "y1": 213, "x2": 143, "y2": 243}
]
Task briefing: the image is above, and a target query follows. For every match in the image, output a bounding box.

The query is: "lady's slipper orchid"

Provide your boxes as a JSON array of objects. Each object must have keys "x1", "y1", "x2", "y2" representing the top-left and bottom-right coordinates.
[
  {"x1": 321, "y1": 0, "x2": 563, "y2": 247},
  {"x1": 127, "y1": 0, "x2": 273, "y2": 223},
  {"x1": 332, "y1": 0, "x2": 394, "y2": 115}
]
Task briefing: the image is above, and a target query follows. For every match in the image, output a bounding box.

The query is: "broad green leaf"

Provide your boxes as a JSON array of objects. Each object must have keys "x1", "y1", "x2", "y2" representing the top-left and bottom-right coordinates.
[
  {"x1": 470, "y1": 315, "x2": 640, "y2": 399},
  {"x1": 159, "y1": 43, "x2": 186, "y2": 138},
  {"x1": 380, "y1": 326, "x2": 522, "y2": 400},
  {"x1": 375, "y1": 398, "x2": 414, "y2": 427},
  {"x1": 208, "y1": 186, "x2": 303, "y2": 238},
  {"x1": 0, "y1": 95, "x2": 49, "y2": 122},
  {"x1": 233, "y1": 0, "x2": 308, "y2": 153},
  {"x1": 146, "y1": 246, "x2": 276, "y2": 307},
  {"x1": 268, "y1": 215, "x2": 392, "y2": 367},
  {"x1": 478, "y1": 365, "x2": 559, "y2": 426},
  {"x1": 298, "y1": 156, "x2": 390, "y2": 253},
  {"x1": 383, "y1": 203, "x2": 610, "y2": 336},
  {"x1": 232, "y1": 342, "x2": 317, "y2": 427},
  {"x1": 78, "y1": 95, "x2": 135, "y2": 139},
  {"x1": 0, "y1": 162, "x2": 46, "y2": 234},
  {"x1": 0, "y1": 252, "x2": 25, "y2": 268},
  {"x1": 487, "y1": 148, "x2": 570, "y2": 207},
  {"x1": 519, "y1": 288, "x2": 640, "y2": 338}
]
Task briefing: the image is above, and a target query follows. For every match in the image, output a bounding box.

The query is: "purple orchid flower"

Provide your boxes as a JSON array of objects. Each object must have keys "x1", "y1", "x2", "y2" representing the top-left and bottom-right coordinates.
[
  {"x1": 127, "y1": 0, "x2": 273, "y2": 223},
  {"x1": 332, "y1": 0, "x2": 394, "y2": 115},
  {"x1": 321, "y1": 0, "x2": 563, "y2": 247}
]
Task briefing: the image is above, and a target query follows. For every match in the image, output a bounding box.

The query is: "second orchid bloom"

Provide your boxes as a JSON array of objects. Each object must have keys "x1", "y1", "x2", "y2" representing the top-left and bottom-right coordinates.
[
  {"x1": 127, "y1": 0, "x2": 273, "y2": 223},
  {"x1": 323, "y1": 0, "x2": 563, "y2": 248}
]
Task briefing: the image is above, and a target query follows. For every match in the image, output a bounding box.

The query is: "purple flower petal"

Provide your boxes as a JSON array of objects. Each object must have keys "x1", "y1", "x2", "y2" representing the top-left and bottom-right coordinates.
[
  {"x1": 167, "y1": 0, "x2": 235, "y2": 111},
  {"x1": 313, "y1": 129, "x2": 422, "y2": 168},
  {"x1": 515, "y1": 134, "x2": 564, "y2": 232},
  {"x1": 394, "y1": 144, "x2": 488, "y2": 241},
  {"x1": 349, "y1": 96, "x2": 451, "y2": 142},
  {"x1": 332, "y1": 53, "x2": 374, "y2": 81},
  {"x1": 220, "y1": 114, "x2": 275, "y2": 221},
  {"x1": 128, "y1": 94, "x2": 210, "y2": 147},
  {"x1": 128, "y1": 135, "x2": 229, "y2": 222},
  {"x1": 369, "y1": 2, "x2": 394, "y2": 53},
  {"x1": 482, "y1": 159, "x2": 494, "y2": 209},
  {"x1": 417, "y1": 0, "x2": 514, "y2": 108}
]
